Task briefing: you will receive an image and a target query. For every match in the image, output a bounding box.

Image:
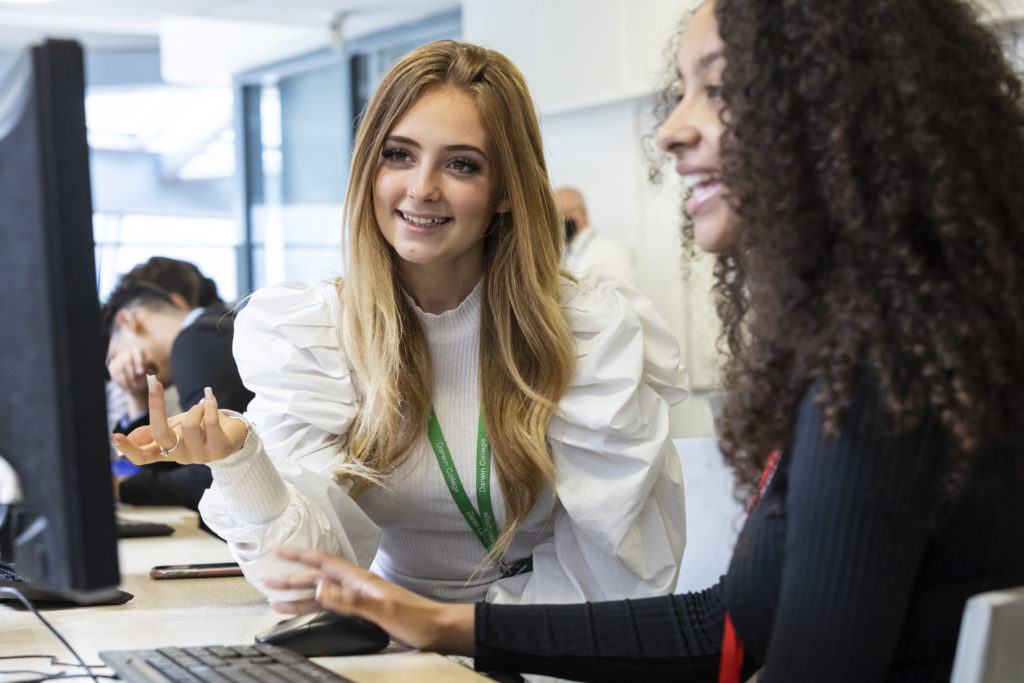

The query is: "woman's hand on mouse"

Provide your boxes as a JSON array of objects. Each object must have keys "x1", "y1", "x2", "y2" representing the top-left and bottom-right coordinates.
[
  {"x1": 110, "y1": 376, "x2": 249, "y2": 466},
  {"x1": 264, "y1": 546, "x2": 475, "y2": 656}
]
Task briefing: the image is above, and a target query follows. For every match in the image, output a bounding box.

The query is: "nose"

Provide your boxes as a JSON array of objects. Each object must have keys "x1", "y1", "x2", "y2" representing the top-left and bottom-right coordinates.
[
  {"x1": 655, "y1": 98, "x2": 700, "y2": 157},
  {"x1": 409, "y1": 165, "x2": 440, "y2": 201}
]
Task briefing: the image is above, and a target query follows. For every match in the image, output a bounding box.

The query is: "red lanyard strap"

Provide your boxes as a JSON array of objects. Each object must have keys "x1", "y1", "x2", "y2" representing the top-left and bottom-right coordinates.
[{"x1": 718, "y1": 448, "x2": 781, "y2": 683}]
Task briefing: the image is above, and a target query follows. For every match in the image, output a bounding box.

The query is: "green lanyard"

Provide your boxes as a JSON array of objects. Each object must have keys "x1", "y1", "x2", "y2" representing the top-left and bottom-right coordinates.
[{"x1": 427, "y1": 408, "x2": 532, "y2": 577}]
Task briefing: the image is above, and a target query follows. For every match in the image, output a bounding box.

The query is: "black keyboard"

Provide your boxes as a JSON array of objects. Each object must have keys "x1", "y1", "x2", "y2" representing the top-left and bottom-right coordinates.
[
  {"x1": 116, "y1": 517, "x2": 175, "y2": 538},
  {"x1": 100, "y1": 643, "x2": 353, "y2": 682},
  {"x1": 0, "y1": 561, "x2": 22, "y2": 583}
]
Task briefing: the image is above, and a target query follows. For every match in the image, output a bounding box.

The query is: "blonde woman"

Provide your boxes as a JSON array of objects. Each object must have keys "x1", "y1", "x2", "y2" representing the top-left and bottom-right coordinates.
[{"x1": 114, "y1": 39, "x2": 688, "y2": 607}]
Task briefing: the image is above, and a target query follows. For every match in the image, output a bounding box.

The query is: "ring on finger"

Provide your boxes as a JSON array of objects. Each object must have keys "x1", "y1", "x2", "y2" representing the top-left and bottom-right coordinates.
[{"x1": 159, "y1": 431, "x2": 181, "y2": 458}]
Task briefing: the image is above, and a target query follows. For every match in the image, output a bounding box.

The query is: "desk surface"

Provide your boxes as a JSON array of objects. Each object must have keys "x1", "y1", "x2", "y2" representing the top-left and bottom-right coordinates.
[{"x1": 0, "y1": 507, "x2": 488, "y2": 682}]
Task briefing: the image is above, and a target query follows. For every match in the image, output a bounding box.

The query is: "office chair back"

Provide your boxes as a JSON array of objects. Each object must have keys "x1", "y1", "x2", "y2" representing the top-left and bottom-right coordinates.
[{"x1": 950, "y1": 584, "x2": 1024, "y2": 683}]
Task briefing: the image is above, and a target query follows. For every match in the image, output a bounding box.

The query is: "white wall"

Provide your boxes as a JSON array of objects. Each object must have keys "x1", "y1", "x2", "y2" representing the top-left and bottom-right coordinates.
[
  {"x1": 673, "y1": 438, "x2": 744, "y2": 593},
  {"x1": 464, "y1": 0, "x2": 719, "y2": 437},
  {"x1": 462, "y1": 0, "x2": 688, "y2": 113}
]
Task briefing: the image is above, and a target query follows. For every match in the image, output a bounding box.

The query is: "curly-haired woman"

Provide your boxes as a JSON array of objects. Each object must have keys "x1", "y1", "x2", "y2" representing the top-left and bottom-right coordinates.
[{"x1": 261, "y1": 1, "x2": 1024, "y2": 681}]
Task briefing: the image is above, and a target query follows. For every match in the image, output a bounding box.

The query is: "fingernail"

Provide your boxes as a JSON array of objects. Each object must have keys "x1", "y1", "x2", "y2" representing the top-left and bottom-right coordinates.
[
  {"x1": 315, "y1": 578, "x2": 324, "y2": 602},
  {"x1": 204, "y1": 386, "x2": 213, "y2": 401},
  {"x1": 109, "y1": 435, "x2": 118, "y2": 446},
  {"x1": 147, "y1": 374, "x2": 157, "y2": 394}
]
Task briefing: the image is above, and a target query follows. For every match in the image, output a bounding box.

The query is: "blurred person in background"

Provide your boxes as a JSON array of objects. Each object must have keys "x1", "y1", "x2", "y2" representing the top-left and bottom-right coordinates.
[
  {"x1": 556, "y1": 186, "x2": 633, "y2": 284},
  {"x1": 103, "y1": 259, "x2": 251, "y2": 510}
]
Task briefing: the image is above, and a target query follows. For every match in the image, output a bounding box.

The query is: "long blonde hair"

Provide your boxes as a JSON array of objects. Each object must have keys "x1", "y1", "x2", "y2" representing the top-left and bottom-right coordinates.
[{"x1": 337, "y1": 39, "x2": 575, "y2": 559}]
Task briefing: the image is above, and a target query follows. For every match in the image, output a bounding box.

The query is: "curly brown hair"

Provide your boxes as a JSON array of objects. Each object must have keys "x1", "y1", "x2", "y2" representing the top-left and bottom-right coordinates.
[{"x1": 695, "y1": 0, "x2": 1024, "y2": 502}]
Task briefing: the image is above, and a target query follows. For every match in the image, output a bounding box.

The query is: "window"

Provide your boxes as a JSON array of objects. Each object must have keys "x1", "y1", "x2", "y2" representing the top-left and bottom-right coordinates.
[
  {"x1": 94, "y1": 213, "x2": 240, "y2": 302},
  {"x1": 235, "y1": 9, "x2": 462, "y2": 292},
  {"x1": 86, "y1": 73, "x2": 241, "y2": 302}
]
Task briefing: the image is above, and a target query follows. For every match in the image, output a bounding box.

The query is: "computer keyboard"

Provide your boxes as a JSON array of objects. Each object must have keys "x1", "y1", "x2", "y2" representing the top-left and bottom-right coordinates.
[
  {"x1": 0, "y1": 561, "x2": 22, "y2": 583},
  {"x1": 116, "y1": 516, "x2": 175, "y2": 538},
  {"x1": 100, "y1": 643, "x2": 354, "y2": 682}
]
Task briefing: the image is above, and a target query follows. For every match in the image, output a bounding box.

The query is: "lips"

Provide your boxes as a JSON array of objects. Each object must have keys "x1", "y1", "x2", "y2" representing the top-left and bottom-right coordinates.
[{"x1": 680, "y1": 170, "x2": 722, "y2": 216}]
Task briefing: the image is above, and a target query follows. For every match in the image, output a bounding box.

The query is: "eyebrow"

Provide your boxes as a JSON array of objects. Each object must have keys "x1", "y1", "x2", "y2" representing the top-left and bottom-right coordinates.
[
  {"x1": 385, "y1": 135, "x2": 488, "y2": 158},
  {"x1": 678, "y1": 49, "x2": 726, "y2": 82},
  {"x1": 697, "y1": 49, "x2": 725, "y2": 73}
]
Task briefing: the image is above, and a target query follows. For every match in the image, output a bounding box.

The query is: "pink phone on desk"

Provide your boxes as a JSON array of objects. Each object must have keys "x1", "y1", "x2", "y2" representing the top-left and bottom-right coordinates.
[{"x1": 149, "y1": 562, "x2": 243, "y2": 580}]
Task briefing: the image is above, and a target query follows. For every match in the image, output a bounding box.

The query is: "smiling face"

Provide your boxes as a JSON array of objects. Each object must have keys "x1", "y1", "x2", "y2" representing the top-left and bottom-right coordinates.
[
  {"x1": 655, "y1": 1, "x2": 740, "y2": 254},
  {"x1": 373, "y1": 85, "x2": 510, "y2": 290}
]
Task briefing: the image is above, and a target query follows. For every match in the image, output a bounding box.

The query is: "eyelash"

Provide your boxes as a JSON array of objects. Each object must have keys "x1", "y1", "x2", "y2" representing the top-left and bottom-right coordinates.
[
  {"x1": 382, "y1": 147, "x2": 410, "y2": 163},
  {"x1": 381, "y1": 148, "x2": 481, "y2": 174},
  {"x1": 450, "y1": 157, "x2": 481, "y2": 174},
  {"x1": 671, "y1": 83, "x2": 723, "y2": 104}
]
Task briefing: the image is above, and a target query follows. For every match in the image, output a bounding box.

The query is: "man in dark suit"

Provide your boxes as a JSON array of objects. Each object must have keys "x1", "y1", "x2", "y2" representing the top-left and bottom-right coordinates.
[{"x1": 102, "y1": 280, "x2": 253, "y2": 510}]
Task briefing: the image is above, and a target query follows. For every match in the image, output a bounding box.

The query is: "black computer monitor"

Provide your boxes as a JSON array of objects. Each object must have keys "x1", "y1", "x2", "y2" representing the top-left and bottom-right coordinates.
[{"x1": 0, "y1": 39, "x2": 122, "y2": 604}]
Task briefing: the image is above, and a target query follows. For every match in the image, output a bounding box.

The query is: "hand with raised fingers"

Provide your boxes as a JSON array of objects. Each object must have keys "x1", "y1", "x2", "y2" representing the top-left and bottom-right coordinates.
[
  {"x1": 109, "y1": 375, "x2": 250, "y2": 466},
  {"x1": 263, "y1": 546, "x2": 475, "y2": 656}
]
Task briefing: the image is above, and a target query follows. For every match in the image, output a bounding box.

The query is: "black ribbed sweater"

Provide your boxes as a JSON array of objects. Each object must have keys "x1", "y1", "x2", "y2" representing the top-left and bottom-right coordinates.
[{"x1": 474, "y1": 381, "x2": 1024, "y2": 682}]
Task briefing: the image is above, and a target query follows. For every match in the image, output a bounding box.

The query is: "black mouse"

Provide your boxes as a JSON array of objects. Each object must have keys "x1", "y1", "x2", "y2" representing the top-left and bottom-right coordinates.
[{"x1": 255, "y1": 610, "x2": 390, "y2": 657}]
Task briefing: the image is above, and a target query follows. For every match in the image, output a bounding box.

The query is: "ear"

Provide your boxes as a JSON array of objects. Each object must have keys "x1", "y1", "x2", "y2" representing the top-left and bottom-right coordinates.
[
  {"x1": 495, "y1": 194, "x2": 511, "y2": 214},
  {"x1": 115, "y1": 309, "x2": 143, "y2": 335},
  {"x1": 168, "y1": 292, "x2": 190, "y2": 311}
]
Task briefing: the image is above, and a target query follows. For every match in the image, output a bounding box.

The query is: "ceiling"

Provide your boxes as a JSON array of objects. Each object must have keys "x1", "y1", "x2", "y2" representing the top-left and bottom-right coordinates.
[
  {"x1": 0, "y1": 0, "x2": 460, "y2": 183},
  {"x1": 5, "y1": 0, "x2": 1021, "y2": 184},
  {"x1": 3, "y1": 0, "x2": 1024, "y2": 57},
  {"x1": 0, "y1": 0, "x2": 458, "y2": 55}
]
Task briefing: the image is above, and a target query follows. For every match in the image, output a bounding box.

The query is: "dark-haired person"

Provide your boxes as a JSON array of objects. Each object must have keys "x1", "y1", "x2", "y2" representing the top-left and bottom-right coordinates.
[
  {"x1": 104, "y1": 256, "x2": 225, "y2": 433},
  {"x1": 104, "y1": 281, "x2": 252, "y2": 509},
  {"x1": 256, "y1": 1, "x2": 1024, "y2": 681},
  {"x1": 121, "y1": 255, "x2": 223, "y2": 309}
]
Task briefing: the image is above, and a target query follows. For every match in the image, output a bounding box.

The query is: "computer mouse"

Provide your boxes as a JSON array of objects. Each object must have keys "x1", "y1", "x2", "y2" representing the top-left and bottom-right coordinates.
[{"x1": 255, "y1": 610, "x2": 390, "y2": 657}]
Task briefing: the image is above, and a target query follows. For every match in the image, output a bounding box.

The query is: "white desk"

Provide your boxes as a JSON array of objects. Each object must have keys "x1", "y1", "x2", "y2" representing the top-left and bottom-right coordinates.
[{"x1": 0, "y1": 507, "x2": 488, "y2": 682}]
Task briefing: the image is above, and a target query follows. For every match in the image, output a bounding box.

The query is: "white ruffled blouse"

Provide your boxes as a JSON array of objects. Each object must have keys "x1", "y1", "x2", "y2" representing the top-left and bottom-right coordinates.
[{"x1": 199, "y1": 274, "x2": 689, "y2": 605}]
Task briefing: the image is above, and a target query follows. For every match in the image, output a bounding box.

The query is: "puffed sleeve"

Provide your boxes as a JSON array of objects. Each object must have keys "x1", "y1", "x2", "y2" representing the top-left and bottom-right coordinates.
[
  {"x1": 487, "y1": 274, "x2": 689, "y2": 605},
  {"x1": 198, "y1": 282, "x2": 380, "y2": 601}
]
